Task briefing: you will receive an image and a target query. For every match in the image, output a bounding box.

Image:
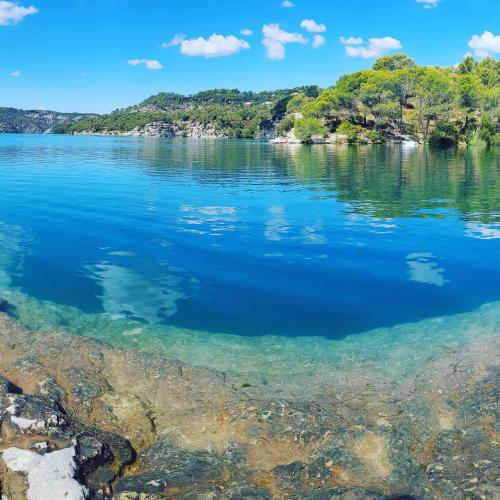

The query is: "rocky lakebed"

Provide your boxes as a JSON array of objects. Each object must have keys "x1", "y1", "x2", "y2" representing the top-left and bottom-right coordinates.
[{"x1": 0, "y1": 310, "x2": 498, "y2": 499}]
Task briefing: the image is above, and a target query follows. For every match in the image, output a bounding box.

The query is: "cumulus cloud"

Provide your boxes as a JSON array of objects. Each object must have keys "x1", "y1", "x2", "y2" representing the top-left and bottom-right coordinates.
[
  {"x1": 300, "y1": 19, "x2": 327, "y2": 33},
  {"x1": 262, "y1": 23, "x2": 307, "y2": 60},
  {"x1": 179, "y1": 34, "x2": 250, "y2": 57},
  {"x1": 127, "y1": 59, "x2": 163, "y2": 70},
  {"x1": 416, "y1": 0, "x2": 440, "y2": 8},
  {"x1": 339, "y1": 36, "x2": 363, "y2": 45},
  {"x1": 468, "y1": 31, "x2": 500, "y2": 58},
  {"x1": 340, "y1": 36, "x2": 402, "y2": 58},
  {"x1": 9, "y1": 69, "x2": 20, "y2": 77},
  {"x1": 0, "y1": 1, "x2": 37, "y2": 25},
  {"x1": 312, "y1": 35, "x2": 325, "y2": 49},
  {"x1": 281, "y1": 0, "x2": 295, "y2": 7},
  {"x1": 240, "y1": 28, "x2": 253, "y2": 36},
  {"x1": 160, "y1": 34, "x2": 185, "y2": 48}
]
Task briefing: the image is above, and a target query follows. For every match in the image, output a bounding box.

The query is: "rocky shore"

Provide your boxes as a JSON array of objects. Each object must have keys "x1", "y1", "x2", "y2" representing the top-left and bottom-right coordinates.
[{"x1": 0, "y1": 311, "x2": 498, "y2": 499}]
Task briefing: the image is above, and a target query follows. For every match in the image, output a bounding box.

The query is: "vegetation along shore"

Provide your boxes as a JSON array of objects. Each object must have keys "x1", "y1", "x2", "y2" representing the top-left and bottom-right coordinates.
[
  {"x1": 54, "y1": 54, "x2": 500, "y2": 146},
  {"x1": 1, "y1": 54, "x2": 498, "y2": 147}
]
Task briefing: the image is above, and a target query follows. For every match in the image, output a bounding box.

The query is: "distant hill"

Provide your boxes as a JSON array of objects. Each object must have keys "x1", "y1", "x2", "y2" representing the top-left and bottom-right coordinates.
[{"x1": 0, "y1": 108, "x2": 96, "y2": 134}]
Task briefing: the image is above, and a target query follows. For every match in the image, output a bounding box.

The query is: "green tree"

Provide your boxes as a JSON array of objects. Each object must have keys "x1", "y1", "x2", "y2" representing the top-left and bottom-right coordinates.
[
  {"x1": 474, "y1": 57, "x2": 500, "y2": 88},
  {"x1": 372, "y1": 53, "x2": 416, "y2": 71},
  {"x1": 294, "y1": 118, "x2": 327, "y2": 143},
  {"x1": 456, "y1": 74, "x2": 482, "y2": 131},
  {"x1": 429, "y1": 120, "x2": 460, "y2": 147},
  {"x1": 457, "y1": 56, "x2": 476, "y2": 75},
  {"x1": 276, "y1": 115, "x2": 295, "y2": 137},
  {"x1": 335, "y1": 121, "x2": 363, "y2": 143},
  {"x1": 477, "y1": 113, "x2": 496, "y2": 145},
  {"x1": 304, "y1": 85, "x2": 321, "y2": 98},
  {"x1": 388, "y1": 68, "x2": 421, "y2": 126},
  {"x1": 286, "y1": 93, "x2": 313, "y2": 114},
  {"x1": 414, "y1": 69, "x2": 455, "y2": 139}
]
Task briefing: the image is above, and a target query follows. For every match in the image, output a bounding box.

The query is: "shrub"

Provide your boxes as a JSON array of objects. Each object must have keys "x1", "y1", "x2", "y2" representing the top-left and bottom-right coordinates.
[
  {"x1": 429, "y1": 120, "x2": 460, "y2": 147},
  {"x1": 365, "y1": 130, "x2": 386, "y2": 143},
  {"x1": 336, "y1": 121, "x2": 363, "y2": 143},
  {"x1": 477, "y1": 113, "x2": 496, "y2": 145},
  {"x1": 294, "y1": 118, "x2": 327, "y2": 143},
  {"x1": 276, "y1": 115, "x2": 295, "y2": 137}
]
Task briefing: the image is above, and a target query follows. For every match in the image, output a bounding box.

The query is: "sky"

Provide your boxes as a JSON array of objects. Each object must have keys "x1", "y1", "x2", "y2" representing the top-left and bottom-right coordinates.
[{"x1": 0, "y1": 0, "x2": 498, "y2": 113}]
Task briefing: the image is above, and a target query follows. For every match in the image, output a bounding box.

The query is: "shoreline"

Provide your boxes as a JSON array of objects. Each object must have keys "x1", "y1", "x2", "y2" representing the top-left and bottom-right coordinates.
[
  {"x1": 66, "y1": 129, "x2": 420, "y2": 146},
  {"x1": 0, "y1": 312, "x2": 498, "y2": 499}
]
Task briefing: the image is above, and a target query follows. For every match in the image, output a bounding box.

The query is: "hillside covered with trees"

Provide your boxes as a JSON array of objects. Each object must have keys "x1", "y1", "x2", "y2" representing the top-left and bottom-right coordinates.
[
  {"x1": 52, "y1": 54, "x2": 500, "y2": 146},
  {"x1": 54, "y1": 87, "x2": 320, "y2": 139}
]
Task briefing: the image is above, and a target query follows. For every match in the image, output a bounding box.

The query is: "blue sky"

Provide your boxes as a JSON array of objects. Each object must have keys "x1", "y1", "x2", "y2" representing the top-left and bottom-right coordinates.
[{"x1": 0, "y1": 0, "x2": 498, "y2": 113}]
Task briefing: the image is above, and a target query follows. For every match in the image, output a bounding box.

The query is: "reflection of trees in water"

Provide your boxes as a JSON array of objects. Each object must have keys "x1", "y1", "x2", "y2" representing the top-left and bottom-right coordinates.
[
  {"x1": 282, "y1": 146, "x2": 500, "y2": 223},
  {"x1": 114, "y1": 139, "x2": 499, "y2": 224}
]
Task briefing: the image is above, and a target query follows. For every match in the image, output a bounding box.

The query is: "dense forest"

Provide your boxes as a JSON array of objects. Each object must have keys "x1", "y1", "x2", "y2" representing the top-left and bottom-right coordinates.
[{"x1": 54, "y1": 54, "x2": 499, "y2": 146}]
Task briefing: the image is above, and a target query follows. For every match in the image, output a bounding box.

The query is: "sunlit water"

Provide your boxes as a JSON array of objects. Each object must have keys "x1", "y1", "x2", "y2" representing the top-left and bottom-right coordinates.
[{"x1": 0, "y1": 135, "x2": 499, "y2": 380}]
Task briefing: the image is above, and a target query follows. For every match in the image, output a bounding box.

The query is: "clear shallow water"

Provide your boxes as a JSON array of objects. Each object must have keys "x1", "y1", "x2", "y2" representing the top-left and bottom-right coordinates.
[{"x1": 0, "y1": 135, "x2": 499, "y2": 378}]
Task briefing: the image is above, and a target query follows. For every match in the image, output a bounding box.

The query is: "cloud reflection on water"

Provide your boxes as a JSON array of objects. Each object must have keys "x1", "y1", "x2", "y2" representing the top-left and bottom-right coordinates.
[
  {"x1": 406, "y1": 252, "x2": 448, "y2": 287},
  {"x1": 465, "y1": 223, "x2": 500, "y2": 240}
]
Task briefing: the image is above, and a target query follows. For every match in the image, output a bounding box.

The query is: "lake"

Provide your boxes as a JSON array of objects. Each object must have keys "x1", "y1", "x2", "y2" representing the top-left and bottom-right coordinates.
[{"x1": 0, "y1": 134, "x2": 499, "y2": 380}]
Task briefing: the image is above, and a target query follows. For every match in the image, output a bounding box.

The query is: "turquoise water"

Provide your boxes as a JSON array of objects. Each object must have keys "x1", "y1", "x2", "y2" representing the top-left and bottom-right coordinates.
[{"x1": 0, "y1": 134, "x2": 499, "y2": 378}]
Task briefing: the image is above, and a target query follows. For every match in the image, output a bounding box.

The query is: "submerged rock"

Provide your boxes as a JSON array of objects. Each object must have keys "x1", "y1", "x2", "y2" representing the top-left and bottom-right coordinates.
[
  {"x1": 114, "y1": 440, "x2": 223, "y2": 496},
  {"x1": 0, "y1": 314, "x2": 498, "y2": 499}
]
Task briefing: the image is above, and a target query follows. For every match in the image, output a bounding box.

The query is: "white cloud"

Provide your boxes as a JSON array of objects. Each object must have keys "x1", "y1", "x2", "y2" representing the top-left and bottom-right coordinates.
[
  {"x1": 416, "y1": 0, "x2": 440, "y2": 8},
  {"x1": 341, "y1": 36, "x2": 402, "y2": 58},
  {"x1": 300, "y1": 19, "x2": 327, "y2": 33},
  {"x1": 0, "y1": 1, "x2": 38, "y2": 26},
  {"x1": 468, "y1": 31, "x2": 500, "y2": 58},
  {"x1": 9, "y1": 69, "x2": 20, "y2": 77},
  {"x1": 262, "y1": 23, "x2": 307, "y2": 60},
  {"x1": 312, "y1": 35, "x2": 325, "y2": 49},
  {"x1": 160, "y1": 34, "x2": 185, "y2": 48},
  {"x1": 127, "y1": 59, "x2": 163, "y2": 70},
  {"x1": 281, "y1": 0, "x2": 295, "y2": 7},
  {"x1": 162, "y1": 33, "x2": 250, "y2": 58},
  {"x1": 179, "y1": 34, "x2": 250, "y2": 58},
  {"x1": 339, "y1": 36, "x2": 363, "y2": 45}
]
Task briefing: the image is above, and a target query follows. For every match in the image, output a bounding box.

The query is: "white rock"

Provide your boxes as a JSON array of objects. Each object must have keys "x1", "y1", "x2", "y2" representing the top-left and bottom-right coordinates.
[
  {"x1": 10, "y1": 415, "x2": 45, "y2": 431},
  {"x1": 2, "y1": 447, "x2": 87, "y2": 500}
]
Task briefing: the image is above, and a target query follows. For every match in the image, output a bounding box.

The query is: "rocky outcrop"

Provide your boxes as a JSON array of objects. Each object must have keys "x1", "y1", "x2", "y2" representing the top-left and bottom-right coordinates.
[
  {"x1": 74, "y1": 121, "x2": 253, "y2": 139},
  {"x1": 0, "y1": 310, "x2": 498, "y2": 499}
]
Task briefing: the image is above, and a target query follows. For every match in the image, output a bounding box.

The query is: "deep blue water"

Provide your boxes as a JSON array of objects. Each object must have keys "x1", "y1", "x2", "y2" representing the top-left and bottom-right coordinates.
[{"x1": 0, "y1": 134, "x2": 499, "y2": 340}]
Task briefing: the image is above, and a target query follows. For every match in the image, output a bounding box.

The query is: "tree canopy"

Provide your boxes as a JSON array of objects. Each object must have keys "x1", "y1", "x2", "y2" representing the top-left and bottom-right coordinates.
[{"x1": 294, "y1": 54, "x2": 499, "y2": 145}]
